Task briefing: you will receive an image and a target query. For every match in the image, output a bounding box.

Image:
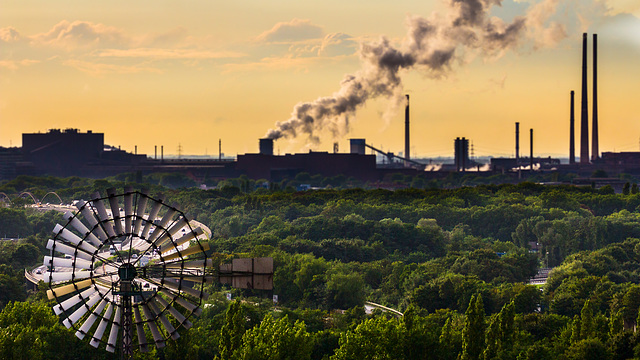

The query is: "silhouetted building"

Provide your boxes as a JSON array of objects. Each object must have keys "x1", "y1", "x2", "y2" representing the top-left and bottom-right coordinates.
[
  {"x1": 22, "y1": 129, "x2": 104, "y2": 177},
  {"x1": 236, "y1": 151, "x2": 379, "y2": 181},
  {"x1": 454, "y1": 137, "x2": 469, "y2": 172}
]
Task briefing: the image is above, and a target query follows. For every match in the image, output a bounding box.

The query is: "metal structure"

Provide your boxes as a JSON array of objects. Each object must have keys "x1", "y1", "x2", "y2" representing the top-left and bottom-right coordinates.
[
  {"x1": 580, "y1": 32, "x2": 589, "y2": 164},
  {"x1": 591, "y1": 33, "x2": 599, "y2": 161},
  {"x1": 364, "y1": 143, "x2": 425, "y2": 170},
  {"x1": 45, "y1": 187, "x2": 212, "y2": 358}
]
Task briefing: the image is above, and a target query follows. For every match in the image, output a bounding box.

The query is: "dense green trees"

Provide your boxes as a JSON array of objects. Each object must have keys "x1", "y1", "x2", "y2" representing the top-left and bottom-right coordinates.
[{"x1": 5, "y1": 177, "x2": 640, "y2": 359}]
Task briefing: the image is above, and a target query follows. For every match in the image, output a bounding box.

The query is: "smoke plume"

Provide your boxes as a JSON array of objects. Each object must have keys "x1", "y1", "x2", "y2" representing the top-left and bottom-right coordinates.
[{"x1": 265, "y1": 0, "x2": 564, "y2": 143}]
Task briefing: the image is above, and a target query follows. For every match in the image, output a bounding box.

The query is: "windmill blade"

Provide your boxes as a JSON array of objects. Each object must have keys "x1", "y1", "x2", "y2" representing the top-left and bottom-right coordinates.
[
  {"x1": 147, "y1": 208, "x2": 177, "y2": 243},
  {"x1": 164, "y1": 258, "x2": 212, "y2": 269},
  {"x1": 154, "y1": 294, "x2": 192, "y2": 330},
  {"x1": 123, "y1": 186, "x2": 134, "y2": 234},
  {"x1": 133, "y1": 306, "x2": 150, "y2": 353},
  {"x1": 165, "y1": 274, "x2": 215, "y2": 284},
  {"x1": 162, "y1": 242, "x2": 210, "y2": 262},
  {"x1": 53, "y1": 224, "x2": 98, "y2": 254},
  {"x1": 158, "y1": 288, "x2": 203, "y2": 316},
  {"x1": 76, "y1": 297, "x2": 110, "y2": 340},
  {"x1": 42, "y1": 270, "x2": 93, "y2": 283},
  {"x1": 150, "y1": 277, "x2": 209, "y2": 300},
  {"x1": 76, "y1": 200, "x2": 109, "y2": 243},
  {"x1": 147, "y1": 299, "x2": 180, "y2": 340},
  {"x1": 159, "y1": 228, "x2": 204, "y2": 254},
  {"x1": 44, "y1": 255, "x2": 93, "y2": 270},
  {"x1": 90, "y1": 192, "x2": 117, "y2": 239},
  {"x1": 132, "y1": 191, "x2": 149, "y2": 236},
  {"x1": 62, "y1": 291, "x2": 102, "y2": 329},
  {"x1": 153, "y1": 217, "x2": 188, "y2": 248},
  {"x1": 140, "y1": 197, "x2": 163, "y2": 239},
  {"x1": 63, "y1": 211, "x2": 102, "y2": 248},
  {"x1": 46, "y1": 239, "x2": 94, "y2": 261},
  {"x1": 53, "y1": 286, "x2": 97, "y2": 315},
  {"x1": 106, "y1": 305, "x2": 122, "y2": 353},
  {"x1": 141, "y1": 303, "x2": 165, "y2": 349},
  {"x1": 47, "y1": 278, "x2": 93, "y2": 300},
  {"x1": 107, "y1": 188, "x2": 126, "y2": 237},
  {"x1": 90, "y1": 303, "x2": 114, "y2": 348}
]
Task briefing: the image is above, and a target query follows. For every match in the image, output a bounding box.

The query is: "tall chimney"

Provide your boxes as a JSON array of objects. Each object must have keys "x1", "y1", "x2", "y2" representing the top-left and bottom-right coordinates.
[
  {"x1": 404, "y1": 94, "x2": 410, "y2": 166},
  {"x1": 530, "y1": 129, "x2": 534, "y2": 171},
  {"x1": 570, "y1": 90, "x2": 576, "y2": 164},
  {"x1": 161, "y1": 145, "x2": 164, "y2": 162},
  {"x1": 154, "y1": 145, "x2": 157, "y2": 160},
  {"x1": 580, "y1": 33, "x2": 589, "y2": 164},
  {"x1": 591, "y1": 33, "x2": 599, "y2": 161},
  {"x1": 219, "y1": 139, "x2": 222, "y2": 161},
  {"x1": 259, "y1": 138, "x2": 274, "y2": 156},
  {"x1": 515, "y1": 122, "x2": 520, "y2": 164}
]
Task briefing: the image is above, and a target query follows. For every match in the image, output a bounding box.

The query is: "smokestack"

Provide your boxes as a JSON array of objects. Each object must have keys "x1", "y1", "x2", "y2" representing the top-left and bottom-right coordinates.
[
  {"x1": 219, "y1": 139, "x2": 222, "y2": 161},
  {"x1": 135, "y1": 145, "x2": 137, "y2": 155},
  {"x1": 569, "y1": 90, "x2": 576, "y2": 164},
  {"x1": 161, "y1": 145, "x2": 164, "y2": 162},
  {"x1": 580, "y1": 33, "x2": 589, "y2": 164},
  {"x1": 259, "y1": 138, "x2": 274, "y2": 156},
  {"x1": 350, "y1": 139, "x2": 366, "y2": 155},
  {"x1": 592, "y1": 33, "x2": 599, "y2": 161},
  {"x1": 405, "y1": 94, "x2": 410, "y2": 167},
  {"x1": 154, "y1": 145, "x2": 157, "y2": 160},
  {"x1": 530, "y1": 129, "x2": 534, "y2": 171},
  {"x1": 515, "y1": 122, "x2": 520, "y2": 164}
]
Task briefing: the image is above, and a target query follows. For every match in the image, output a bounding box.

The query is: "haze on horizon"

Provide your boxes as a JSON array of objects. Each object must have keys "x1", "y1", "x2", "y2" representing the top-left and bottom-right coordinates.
[{"x1": 1, "y1": 0, "x2": 639, "y2": 159}]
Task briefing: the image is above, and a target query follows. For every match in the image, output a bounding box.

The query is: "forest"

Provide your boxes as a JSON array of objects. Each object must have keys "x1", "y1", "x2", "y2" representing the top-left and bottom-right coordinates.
[{"x1": 2, "y1": 173, "x2": 640, "y2": 359}]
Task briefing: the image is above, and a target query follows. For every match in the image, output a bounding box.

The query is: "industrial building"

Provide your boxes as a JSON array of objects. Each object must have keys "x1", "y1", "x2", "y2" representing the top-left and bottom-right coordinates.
[{"x1": 1, "y1": 34, "x2": 639, "y2": 184}]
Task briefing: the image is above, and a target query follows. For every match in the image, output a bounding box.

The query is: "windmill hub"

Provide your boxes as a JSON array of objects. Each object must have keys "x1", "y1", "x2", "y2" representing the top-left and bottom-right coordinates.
[{"x1": 118, "y1": 263, "x2": 137, "y2": 282}]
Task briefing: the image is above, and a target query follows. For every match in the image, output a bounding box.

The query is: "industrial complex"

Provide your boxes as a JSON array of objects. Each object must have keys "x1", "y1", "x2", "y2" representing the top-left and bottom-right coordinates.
[{"x1": 1, "y1": 33, "x2": 639, "y2": 184}]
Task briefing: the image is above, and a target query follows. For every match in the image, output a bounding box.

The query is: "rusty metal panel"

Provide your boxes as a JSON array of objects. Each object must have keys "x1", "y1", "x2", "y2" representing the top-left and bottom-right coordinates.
[
  {"x1": 253, "y1": 274, "x2": 273, "y2": 290},
  {"x1": 253, "y1": 257, "x2": 273, "y2": 274},
  {"x1": 232, "y1": 275, "x2": 253, "y2": 289},
  {"x1": 232, "y1": 258, "x2": 252, "y2": 273}
]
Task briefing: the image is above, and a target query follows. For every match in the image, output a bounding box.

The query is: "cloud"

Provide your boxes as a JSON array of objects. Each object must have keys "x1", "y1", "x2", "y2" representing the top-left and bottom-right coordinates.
[
  {"x1": 142, "y1": 27, "x2": 190, "y2": 47},
  {"x1": 223, "y1": 55, "x2": 348, "y2": 73},
  {"x1": 63, "y1": 59, "x2": 161, "y2": 76},
  {"x1": 255, "y1": 19, "x2": 324, "y2": 43},
  {"x1": 0, "y1": 59, "x2": 39, "y2": 70},
  {"x1": 0, "y1": 27, "x2": 21, "y2": 43},
  {"x1": 94, "y1": 48, "x2": 246, "y2": 60},
  {"x1": 318, "y1": 33, "x2": 358, "y2": 57},
  {"x1": 33, "y1": 20, "x2": 131, "y2": 49}
]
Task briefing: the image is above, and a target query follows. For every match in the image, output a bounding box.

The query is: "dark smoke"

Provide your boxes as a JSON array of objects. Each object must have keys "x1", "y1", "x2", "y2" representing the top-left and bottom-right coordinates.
[{"x1": 266, "y1": 0, "x2": 563, "y2": 143}]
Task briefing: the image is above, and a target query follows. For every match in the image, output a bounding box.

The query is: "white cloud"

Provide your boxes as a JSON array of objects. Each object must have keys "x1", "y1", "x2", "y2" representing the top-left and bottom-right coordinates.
[
  {"x1": 33, "y1": 20, "x2": 131, "y2": 49},
  {"x1": 255, "y1": 19, "x2": 324, "y2": 43},
  {"x1": 63, "y1": 59, "x2": 161, "y2": 76},
  {"x1": 94, "y1": 48, "x2": 246, "y2": 60}
]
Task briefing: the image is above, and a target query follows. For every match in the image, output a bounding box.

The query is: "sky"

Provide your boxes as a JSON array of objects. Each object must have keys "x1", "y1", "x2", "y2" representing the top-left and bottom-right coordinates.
[{"x1": 1, "y1": 0, "x2": 639, "y2": 159}]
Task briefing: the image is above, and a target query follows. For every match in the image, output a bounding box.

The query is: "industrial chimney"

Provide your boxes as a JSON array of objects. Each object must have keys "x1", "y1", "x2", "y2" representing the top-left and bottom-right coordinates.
[
  {"x1": 580, "y1": 33, "x2": 589, "y2": 164},
  {"x1": 569, "y1": 90, "x2": 575, "y2": 164},
  {"x1": 530, "y1": 129, "x2": 534, "y2": 171},
  {"x1": 515, "y1": 122, "x2": 520, "y2": 165},
  {"x1": 259, "y1": 138, "x2": 274, "y2": 156},
  {"x1": 404, "y1": 94, "x2": 410, "y2": 167},
  {"x1": 350, "y1": 139, "x2": 366, "y2": 155},
  {"x1": 591, "y1": 33, "x2": 599, "y2": 161}
]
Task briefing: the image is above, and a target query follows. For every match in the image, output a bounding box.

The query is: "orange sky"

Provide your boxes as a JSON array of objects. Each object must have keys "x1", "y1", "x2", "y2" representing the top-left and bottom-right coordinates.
[{"x1": 1, "y1": 0, "x2": 639, "y2": 159}]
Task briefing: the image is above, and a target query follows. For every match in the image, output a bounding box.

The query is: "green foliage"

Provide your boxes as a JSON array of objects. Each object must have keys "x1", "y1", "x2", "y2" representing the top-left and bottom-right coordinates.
[
  {"x1": 237, "y1": 314, "x2": 312, "y2": 360},
  {"x1": 462, "y1": 294, "x2": 485, "y2": 360},
  {"x1": 218, "y1": 300, "x2": 246, "y2": 359},
  {"x1": 0, "y1": 301, "x2": 106, "y2": 360}
]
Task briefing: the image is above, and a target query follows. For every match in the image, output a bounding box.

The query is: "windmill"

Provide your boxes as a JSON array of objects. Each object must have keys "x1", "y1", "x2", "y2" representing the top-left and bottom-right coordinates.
[{"x1": 44, "y1": 187, "x2": 273, "y2": 358}]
